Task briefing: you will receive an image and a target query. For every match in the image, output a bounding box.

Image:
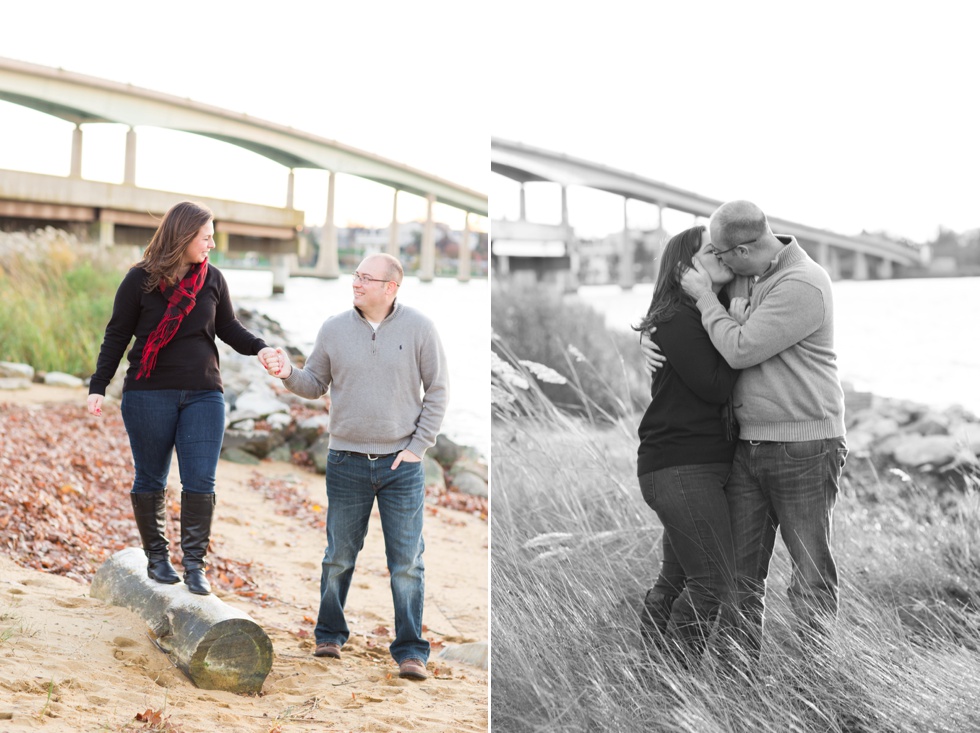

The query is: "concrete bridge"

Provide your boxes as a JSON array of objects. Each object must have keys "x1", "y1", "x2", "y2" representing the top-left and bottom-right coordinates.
[
  {"x1": 0, "y1": 56, "x2": 488, "y2": 291},
  {"x1": 491, "y1": 137, "x2": 920, "y2": 289}
]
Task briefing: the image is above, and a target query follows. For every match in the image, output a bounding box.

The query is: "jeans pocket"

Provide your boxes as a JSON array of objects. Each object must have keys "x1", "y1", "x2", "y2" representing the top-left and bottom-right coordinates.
[
  {"x1": 781, "y1": 440, "x2": 828, "y2": 462},
  {"x1": 327, "y1": 449, "x2": 347, "y2": 465}
]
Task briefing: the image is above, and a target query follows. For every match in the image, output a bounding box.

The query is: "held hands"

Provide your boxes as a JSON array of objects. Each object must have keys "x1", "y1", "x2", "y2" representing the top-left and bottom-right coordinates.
[
  {"x1": 640, "y1": 328, "x2": 666, "y2": 375},
  {"x1": 391, "y1": 449, "x2": 421, "y2": 470},
  {"x1": 728, "y1": 296, "x2": 751, "y2": 325},
  {"x1": 87, "y1": 394, "x2": 103, "y2": 417},
  {"x1": 258, "y1": 346, "x2": 292, "y2": 379},
  {"x1": 679, "y1": 259, "x2": 713, "y2": 300}
]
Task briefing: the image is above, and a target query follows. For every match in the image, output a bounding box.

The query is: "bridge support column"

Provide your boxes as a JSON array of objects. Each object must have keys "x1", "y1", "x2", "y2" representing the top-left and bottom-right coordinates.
[
  {"x1": 286, "y1": 169, "x2": 295, "y2": 209},
  {"x1": 315, "y1": 171, "x2": 340, "y2": 278},
  {"x1": 419, "y1": 193, "x2": 436, "y2": 282},
  {"x1": 619, "y1": 197, "x2": 634, "y2": 290},
  {"x1": 70, "y1": 125, "x2": 83, "y2": 179},
  {"x1": 876, "y1": 258, "x2": 893, "y2": 279},
  {"x1": 98, "y1": 219, "x2": 114, "y2": 246},
  {"x1": 215, "y1": 230, "x2": 229, "y2": 253},
  {"x1": 271, "y1": 254, "x2": 291, "y2": 295},
  {"x1": 519, "y1": 183, "x2": 527, "y2": 220},
  {"x1": 853, "y1": 251, "x2": 869, "y2": 280},
  {"x1": 560, "y1": 185, "x2": 569, "y2": 226},
  {"x1": 827, "y1": 247, "x2": 841, "y2": 280},
  {"x1": 458, "y1": 213, "x2": 471, "y2": 283},
  {"x1": 387, "y1": 189, "x2": 400, "y2": 257},
  {"x1": 124, "y1": 127, "x2": 137, "y2": 186}
]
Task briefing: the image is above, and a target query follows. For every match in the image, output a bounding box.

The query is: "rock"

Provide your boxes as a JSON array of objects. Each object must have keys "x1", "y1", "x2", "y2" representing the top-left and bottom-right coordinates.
[
  {"x1": 450, "y1": 470, "x2": 489, "y2": 499},
  {"x1": 43, "y1": 371, "x2": 84, "y2": 388},
  {"x1": 0, "y1": 378, "x2": 31, "y2": 391},
  {"x1": 267, "y1": 413, "x2": 292, "y2": 431},
  {"x1": 221, "y1": 428, "x2": 285, "y2": 459},
  {"x1": 905, "y1": 411, "x2": 951, "y2": 436},
  {"x1": 308, "y1": 434, "x2": 331, "y2": 474},
  {"x1": 232, "y1": 382, "x2": 291, "y2": 420},
  {"x1": 891, "y1": 435, "x2": 960, "y2": 468},
  {"x1": 266, "y1": 444, "x2": 293, "y2": 463},
  {"x1": 0, "y1": 362, "x2": 34, "y2": 380},
  {"x1": 449, "y1": 456, "x2": 488, "y2": 483},
  {"x1": 294, "y1": 414, "x2": 331, "y2": 445},
  {"x1": 423, "y1": 455, "x2": 446, "y2": 493},
  {"x1": 219, "y1": 447, "x2": 261, "y2": 465},
  {"x1": 438, "y1": 640, "x2": 488, "y2": 670},
  {"x1": 429, "y1": 434, "x2": 463, "y2": 467}
]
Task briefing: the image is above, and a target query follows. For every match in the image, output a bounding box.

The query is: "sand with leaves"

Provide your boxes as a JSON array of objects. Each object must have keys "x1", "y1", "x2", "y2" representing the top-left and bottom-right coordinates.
[{"x1": 0, "y1": 384, "x2": 487, "y2": 733}]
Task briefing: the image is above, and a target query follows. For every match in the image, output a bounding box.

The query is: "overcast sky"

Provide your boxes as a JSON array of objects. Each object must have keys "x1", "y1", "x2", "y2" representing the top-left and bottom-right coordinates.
[
  {"x1": 490, "y1": 2, "x2": 980, "y2": 243},
  {"x1": 1, "y1": 0, "x2": 487, "y2": 230}
]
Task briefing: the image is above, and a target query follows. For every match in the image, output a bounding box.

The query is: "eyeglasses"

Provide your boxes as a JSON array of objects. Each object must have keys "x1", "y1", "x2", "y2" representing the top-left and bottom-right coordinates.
[
  {"x1": 352, "y1": 272, "x2": 390, "y2": 285},
  {"x1": 708, "y1": 237, "x2": 758, "y2": 256}
]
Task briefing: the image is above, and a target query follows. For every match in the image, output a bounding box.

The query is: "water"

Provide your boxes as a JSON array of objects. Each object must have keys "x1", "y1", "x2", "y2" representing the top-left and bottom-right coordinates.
[
  {"x1": 573, "y1": 276, "x2": 980, "y2": 417},
  {"x1": 223, "y1": 269, "x2": 490, "y2": 459}
]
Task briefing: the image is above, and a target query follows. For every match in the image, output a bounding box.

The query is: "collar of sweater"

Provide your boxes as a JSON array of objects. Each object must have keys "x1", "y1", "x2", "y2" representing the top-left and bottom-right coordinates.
[
  {"x1": 354, "y1": 299, "x2": 401, "y2": 324},
  {"x1": 757, "y1": 235, "x2": 804, "y2": 282}
]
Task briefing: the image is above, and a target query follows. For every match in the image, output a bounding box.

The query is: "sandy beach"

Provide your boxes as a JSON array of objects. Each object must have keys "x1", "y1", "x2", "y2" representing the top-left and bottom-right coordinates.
[{"x1": 0, "y1": 385, "x2": 488, "y2": 732}]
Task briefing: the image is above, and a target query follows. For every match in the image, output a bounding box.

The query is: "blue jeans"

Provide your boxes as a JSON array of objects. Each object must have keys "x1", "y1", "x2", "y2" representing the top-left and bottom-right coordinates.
[
  {"x1": 639, "y1": 463, "x2": 736, "y2": 655},
  {"x1": 318, "y1": 450, "x2": 428, "y2": 664},
  {"x1": 727, "y1": 437, "x2": 848, "y2": 655},
  {"x1": 120, "y1": 389, "x2": 225, "y2": 495}
]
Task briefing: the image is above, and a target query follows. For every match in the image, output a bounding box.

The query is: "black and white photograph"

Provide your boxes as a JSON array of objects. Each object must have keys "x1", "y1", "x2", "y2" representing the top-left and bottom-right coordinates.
[{"x1": 491, "y1": 3, "x2": 980, "y2": 732}]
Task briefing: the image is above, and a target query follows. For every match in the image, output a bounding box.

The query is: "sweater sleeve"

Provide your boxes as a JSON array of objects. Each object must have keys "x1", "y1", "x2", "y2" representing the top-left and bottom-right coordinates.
[
  {"x1": 212, "y1": 269, "x2": 269, "y2": 355},
  {"x1": 696, "y1": 278, "x2": 826, "y2": 370},
  {"x1": 656, "y1": 306, "x2": 738, "y2": 405},
  {"x1": 281, "y1": 321, "x2": 331, "y2": 399},
  {"x1": 406, "y1": 323, "x2": 449, "y2": 458},
  {"x1": 88, "y1": 268, "x2": 143, "y2": 396}
]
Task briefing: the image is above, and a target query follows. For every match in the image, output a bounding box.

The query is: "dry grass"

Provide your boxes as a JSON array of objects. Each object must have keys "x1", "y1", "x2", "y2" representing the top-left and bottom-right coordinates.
[{"x1": 490, "y1": 342, "x2": 980, "y2": 733}]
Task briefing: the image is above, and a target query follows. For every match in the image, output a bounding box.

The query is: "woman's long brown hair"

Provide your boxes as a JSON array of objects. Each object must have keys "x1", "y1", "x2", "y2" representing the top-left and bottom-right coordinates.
[
  {"x1": 135, "y1": 201, "x2": 213, "y2": 292},
  {"x1": 633, "y1": 225, "x2": 706, "y2": 333}
]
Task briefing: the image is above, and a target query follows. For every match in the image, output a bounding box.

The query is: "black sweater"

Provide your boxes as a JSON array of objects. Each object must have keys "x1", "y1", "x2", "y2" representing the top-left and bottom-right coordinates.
[
  {"x1": 637, "y1": 300, "x2": 739, "y2": 476},
  {"x1": 89, "y1": 265, "x2": 268, "y2": 396}
]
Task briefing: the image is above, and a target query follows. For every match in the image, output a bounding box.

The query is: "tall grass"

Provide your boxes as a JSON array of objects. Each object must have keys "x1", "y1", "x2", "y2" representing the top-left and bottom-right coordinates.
[
  {"x1": 0, "y1": 228, "x2": 127, "y2": 375},
  {"x1": 491, "y1": 283, "x2": 648, "y2": 418},
  {"x1": 491, "y1": 337, "x2": 980, "y2": 732}
]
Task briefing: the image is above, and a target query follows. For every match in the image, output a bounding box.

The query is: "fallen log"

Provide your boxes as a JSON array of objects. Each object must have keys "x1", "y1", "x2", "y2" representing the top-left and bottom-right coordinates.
[{"x1": 91, "y1": 547, "x2": 273, "y2": 693}]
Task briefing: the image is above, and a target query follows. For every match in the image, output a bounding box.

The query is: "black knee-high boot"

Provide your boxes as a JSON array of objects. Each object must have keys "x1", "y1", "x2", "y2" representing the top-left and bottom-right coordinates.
[
  {"x1": 180, "y1": 491, "x2": 216, "y2": 595},
  {"x1": 131, "y1": 492, "x2": 180, "y2": 584}
]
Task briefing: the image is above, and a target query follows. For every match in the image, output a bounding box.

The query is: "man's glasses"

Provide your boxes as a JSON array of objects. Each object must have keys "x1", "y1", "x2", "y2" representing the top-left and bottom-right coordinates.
[
  {"x1": 708, "y1": 237, "x2": 758, "y2": 256},
  {"x1": 352, "y1": 272, "x2": 390, "y2": 285}
]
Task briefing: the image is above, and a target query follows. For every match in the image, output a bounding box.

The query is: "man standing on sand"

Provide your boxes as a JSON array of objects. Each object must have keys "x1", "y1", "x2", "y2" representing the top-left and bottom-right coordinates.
[
  {"x1": 663, "y1": 200, "x2": 848, "y2": 657},
  {"x1": 263, "y1": 253, "x2": 448, "y2": 681}
]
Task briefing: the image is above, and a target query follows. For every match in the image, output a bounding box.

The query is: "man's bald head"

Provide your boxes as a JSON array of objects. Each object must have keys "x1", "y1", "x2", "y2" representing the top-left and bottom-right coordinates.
[{"x1": 709, "y1": 200, "x2": 770, "y2": 251}]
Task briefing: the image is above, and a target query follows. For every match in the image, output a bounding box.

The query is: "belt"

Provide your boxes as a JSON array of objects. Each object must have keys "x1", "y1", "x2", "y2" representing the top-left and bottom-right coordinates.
[
  {"x1": 344, "y1": 451, "x2": 398, "y2": 461},
  {"x1": 746, "y1": 440, "x2": 785, "y2": 446}
]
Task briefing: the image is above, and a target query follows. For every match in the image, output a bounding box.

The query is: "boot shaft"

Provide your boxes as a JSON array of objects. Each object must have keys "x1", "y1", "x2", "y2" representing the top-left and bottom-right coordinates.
[
  {"x1": 131, "y1": 491, "x2": 171, "y2": 556},
  {"x1": 180, "y1": 491, "x2": 216, "y2": 570}
]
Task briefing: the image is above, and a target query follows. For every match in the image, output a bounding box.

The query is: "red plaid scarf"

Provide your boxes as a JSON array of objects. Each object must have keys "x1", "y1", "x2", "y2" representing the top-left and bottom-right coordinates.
[{"x1": 136, "y1": 261, "x2": 209, "y2": 380}]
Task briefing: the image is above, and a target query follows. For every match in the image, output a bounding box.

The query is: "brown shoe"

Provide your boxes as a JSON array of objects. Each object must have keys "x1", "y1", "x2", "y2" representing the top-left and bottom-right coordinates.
[
  {"x1": 314, "y1": 642, "x2": 341, "y2": 659},
  {"x1": 398, "y1": 658, "x2": 428, "y2": 680}
]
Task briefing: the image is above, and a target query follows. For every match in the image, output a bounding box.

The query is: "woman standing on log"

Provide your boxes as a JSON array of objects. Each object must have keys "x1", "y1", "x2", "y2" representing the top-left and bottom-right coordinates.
[{"x1": 87, "y1": 201, "x2": 278, "y2": 595}]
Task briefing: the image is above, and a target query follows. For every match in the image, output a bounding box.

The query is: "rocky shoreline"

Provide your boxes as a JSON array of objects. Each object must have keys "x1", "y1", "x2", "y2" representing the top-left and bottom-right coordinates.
[
  {"x1": 0, "y1": 307, "x2": 488, "y2": 514},
  {"x1": 843, "y1": 386, "x2": 980, "y2": 482}
]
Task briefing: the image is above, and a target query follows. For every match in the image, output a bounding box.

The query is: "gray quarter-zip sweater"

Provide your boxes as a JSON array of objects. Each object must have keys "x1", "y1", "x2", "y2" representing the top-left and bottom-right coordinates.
[
  {"x1": 694, "y1": 237, "x2": 846, "y2": 442},
  {"x1": 282, "y1": 301, "x2": 449, "y2": 457}
]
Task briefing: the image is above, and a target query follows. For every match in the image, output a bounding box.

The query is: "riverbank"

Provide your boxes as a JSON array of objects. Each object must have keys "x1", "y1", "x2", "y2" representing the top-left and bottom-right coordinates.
[
  {"x1": 0, "y1": 384, "x2": 487, "y2": 732},
  {"x1": 490, "y1": 378, "x2": 980, "y2": 731}
]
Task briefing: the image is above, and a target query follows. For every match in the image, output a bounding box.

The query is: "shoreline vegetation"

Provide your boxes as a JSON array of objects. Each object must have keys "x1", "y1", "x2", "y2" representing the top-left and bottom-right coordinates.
[{"x1": 491, "y1": 286, "x2": 980, "y2": 732}]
